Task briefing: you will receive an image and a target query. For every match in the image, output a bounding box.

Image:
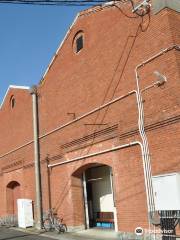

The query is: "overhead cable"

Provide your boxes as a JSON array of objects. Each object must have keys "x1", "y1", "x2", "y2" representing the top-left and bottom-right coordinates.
[{"x1": 0, "y1": 0, "x2": 121, "y2": 6}]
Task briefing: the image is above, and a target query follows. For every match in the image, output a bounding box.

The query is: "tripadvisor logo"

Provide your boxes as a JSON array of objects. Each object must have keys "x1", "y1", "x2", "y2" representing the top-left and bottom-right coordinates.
[{"x1": 135, "y1": 227, "x2": 144, "y2": 236}]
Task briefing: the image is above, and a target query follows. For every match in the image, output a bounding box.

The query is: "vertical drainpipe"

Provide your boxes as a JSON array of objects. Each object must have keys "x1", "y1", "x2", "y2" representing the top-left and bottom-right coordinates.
[
  {"x1": 109, "y1": 168, "x2": 118, "y2": 232},
  {"x1": 30, "y1": 85, "x2": 43, "y2": 229},
  {"x1": 82, "y1": 172, "x2": 89, "y2": 229},
  {"x1": 46, "y1": 155, "x2": 52, "y2": 211}
]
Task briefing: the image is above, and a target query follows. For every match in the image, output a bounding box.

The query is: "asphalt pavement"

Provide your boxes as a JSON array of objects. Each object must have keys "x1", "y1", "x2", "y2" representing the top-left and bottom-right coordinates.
[
  {"x1": 0, "y1": 227, "x2": 120, "y2": 240},
  {"x1": 0, "y1": 227, "x2": 51, "y2": 240}
]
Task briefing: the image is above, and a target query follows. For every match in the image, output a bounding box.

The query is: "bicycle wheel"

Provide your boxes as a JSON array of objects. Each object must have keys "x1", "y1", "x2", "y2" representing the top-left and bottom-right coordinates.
[
  {"x1": 43, "y1": 219, "x2": 51, "y2": 232},
  {"x1": 54, "y1": 218, "x2": 67, "y2": 233},
  {"x1": 59, "y1": 224, "x2": 67, "y2": 233},
  {"x1": 53, "y1": 218, "x2": 60, "y2": 233}
]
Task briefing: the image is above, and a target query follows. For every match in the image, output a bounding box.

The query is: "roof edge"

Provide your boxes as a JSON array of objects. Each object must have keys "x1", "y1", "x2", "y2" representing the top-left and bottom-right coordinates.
[
  {"x1": 39, "y1": 12, "x2": 80, "y2": 86},
  {"x1": 78, "y1": 1, "x2": 120, "y2": 16},
  {"x1": 39, "y1": 1, "x2": 124, "y2": 86},
  {"x1": 0, "y1": 85, "x2": 30, "y2": 109}
]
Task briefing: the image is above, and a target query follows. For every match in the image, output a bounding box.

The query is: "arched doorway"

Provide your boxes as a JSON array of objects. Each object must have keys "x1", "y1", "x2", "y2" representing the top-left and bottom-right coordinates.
[
  {"x1": 6, "y1": 181, "x2": 21, "y2": 215},
  {"x1": 72, "y1": 163, "x2": 117, "y2": 231}
]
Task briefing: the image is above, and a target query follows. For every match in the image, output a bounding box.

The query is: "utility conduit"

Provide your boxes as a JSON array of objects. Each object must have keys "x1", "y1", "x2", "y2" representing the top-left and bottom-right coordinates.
[
  {"x1": 135, "y1": 44, "x2": 180, "y2": 220},
  {"x1": 0, "y1": 45, "x2": 179, "y2": 221},
  {"x1": 47, "y1": 139, "x2": 152, "y2": 217},
  {"x1": 39, "y1": 90, "x2": 135, "y2": 139},
  {"x1": 2, "y1": 43, "x2": 178, "y2": 160},
  {"x1": 0, "y1": 45, "x2": 178, "y2": 161},
  {"x1": 48, "y1": 141, "x2": 144, "y2": 168},
  {"x1": 0, "y1": 90, "x2": 135, "y2": 159},
  {"x1": 47, "y1": 44, "x2": 179, "y2": 226}
]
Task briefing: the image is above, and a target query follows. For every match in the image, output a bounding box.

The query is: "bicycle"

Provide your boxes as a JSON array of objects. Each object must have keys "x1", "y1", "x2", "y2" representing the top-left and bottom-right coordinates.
[{"x1": 43, "y1": 208, "x2": 67, "y2": 233}]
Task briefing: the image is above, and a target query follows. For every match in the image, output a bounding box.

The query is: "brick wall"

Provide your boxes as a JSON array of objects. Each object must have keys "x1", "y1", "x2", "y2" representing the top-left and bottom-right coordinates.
[{"x1": 0, "y1": 2, "x2": 179, "y2": 233}]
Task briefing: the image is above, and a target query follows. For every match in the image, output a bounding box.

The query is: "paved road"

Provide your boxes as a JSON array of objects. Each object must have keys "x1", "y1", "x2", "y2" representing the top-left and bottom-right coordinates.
[
  {"x1": 0, "y1": 227, "x2": 52, "y2": 240},
  {"x1": 0, "y1": 227, "x2": 120, "y2": 240}
]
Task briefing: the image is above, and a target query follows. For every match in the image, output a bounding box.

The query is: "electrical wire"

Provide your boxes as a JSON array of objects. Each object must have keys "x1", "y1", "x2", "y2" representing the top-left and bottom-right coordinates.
[
  {"x1": 91, "y1": 7, "x2": 151, "y2": 131},
  {"x1": 82, "y1": 20, "x2": 143, "y2": 157},
  {"x1": 0, "y1": 0, "x2": 120, "y2": 6}
]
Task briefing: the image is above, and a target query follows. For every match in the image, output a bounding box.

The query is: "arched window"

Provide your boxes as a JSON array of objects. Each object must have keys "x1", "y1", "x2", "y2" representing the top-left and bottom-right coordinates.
[
  {"x1": 10, "y1": 95, "x2": 15, "y2": 109},
  {"x1": 6, "y1": 181, "x2": 21, "y2": 215},
  {"x1": 73, "y1": 31, "x2": 84, "y2": 54}
]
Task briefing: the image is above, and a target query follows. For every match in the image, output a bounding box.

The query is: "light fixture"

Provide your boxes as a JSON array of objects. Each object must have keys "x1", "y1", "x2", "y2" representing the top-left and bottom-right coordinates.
[
  {"x1": 132, "y1": 0, "x2": 151, "y2": 15},
  {"x1": 153, "y1": 71, "x2": 167, "y2": 87}
]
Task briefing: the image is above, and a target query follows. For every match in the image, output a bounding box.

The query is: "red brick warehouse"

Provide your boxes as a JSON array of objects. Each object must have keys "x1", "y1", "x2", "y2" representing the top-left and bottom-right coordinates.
[{"x1": 0, "y1": 0, "x2": 179, "y2": 235}]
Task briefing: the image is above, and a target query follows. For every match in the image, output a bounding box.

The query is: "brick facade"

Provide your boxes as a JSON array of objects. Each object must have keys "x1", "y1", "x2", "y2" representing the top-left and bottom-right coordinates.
[{"x1": 0, "y1": 1, "x2": 179, "y2": 233}]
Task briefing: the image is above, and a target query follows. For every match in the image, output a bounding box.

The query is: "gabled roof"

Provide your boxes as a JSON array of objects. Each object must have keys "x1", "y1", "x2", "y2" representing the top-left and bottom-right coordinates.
[
  {"x1": 39, "y1": 1, "x2": 118, "y2": 86},
  {"x1": 0, "y1": 2, "x2": 117, "y2": 109},
  {"x1": 39, "y1": 12, "x2": 80, "y2": 86},
  {"x1": 0, "y1": 85, "x2": 30, "y2": 109}
]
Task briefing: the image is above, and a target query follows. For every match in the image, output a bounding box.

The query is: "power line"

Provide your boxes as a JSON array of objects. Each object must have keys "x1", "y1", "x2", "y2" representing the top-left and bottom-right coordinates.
[{"x1": 0, "y1": 0, "x2": 118, "y2": 6}]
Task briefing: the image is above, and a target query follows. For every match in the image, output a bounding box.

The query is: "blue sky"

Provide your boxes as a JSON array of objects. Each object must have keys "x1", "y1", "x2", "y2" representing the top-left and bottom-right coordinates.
[{"x1": 0, "y1": 3, "x2": 86, "y2": 103}]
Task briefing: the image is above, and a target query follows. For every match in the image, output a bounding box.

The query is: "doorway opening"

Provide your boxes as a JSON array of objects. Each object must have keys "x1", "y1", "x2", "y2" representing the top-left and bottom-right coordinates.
[
  {"x1": 6, "y1": 181, "x2": 21, "y2": 215},
  {"x1": 83, "y1": 165, "x2": 116, "y2": 230}
]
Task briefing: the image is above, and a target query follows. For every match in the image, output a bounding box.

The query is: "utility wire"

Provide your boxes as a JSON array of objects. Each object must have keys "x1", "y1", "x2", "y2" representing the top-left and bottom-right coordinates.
[{"x1": 0, "y1": 0, "x2": 119, "y2": 6}]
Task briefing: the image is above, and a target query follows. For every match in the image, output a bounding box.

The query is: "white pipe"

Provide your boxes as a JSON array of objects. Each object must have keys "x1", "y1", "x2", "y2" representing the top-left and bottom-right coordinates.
[
  {"x1": 48, "y1": 139, "x2": 151, "y2": 226},
  {"x1": 82, "y1": 172, "x2": 90, "y2": 229},
  {"x1": 0, "y1": 46, "x2": 178, "y2": 161},
  {"x1": 0, "y1": 140, "x2": 33, "y2": 159},
  {"x1": 1, "y1": 45, "x2": 177, "y2": 161},
  {"x1": 48, "y1": 141, "x2": 141, "y2": 168},
  {"x1": 0, "y1": 46, "x2": 178, "y2": 225},
  {"x1": 136, "y1": 45, "x2": 179, "y2": 70},
  {"x1": 134, "y1": 44, "x2": 180, "y2": 218},
  {"x1": 0, "y1": 90, "x2": 135, "y2": 159},
  {"x1": 1, "y1": 68, "x2": 169, "y2": 160},
  {"x1": 39, "y1": 90, "x2": 135, "y2": 139},
  {"x1": 135, "y1": 74, "x2": 154, "y2": 213},
  {"x1": 110, "y1": 168, "x2": 118, "y2": 232}
]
